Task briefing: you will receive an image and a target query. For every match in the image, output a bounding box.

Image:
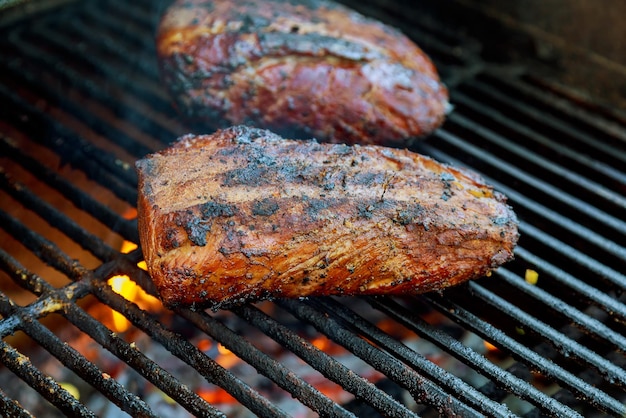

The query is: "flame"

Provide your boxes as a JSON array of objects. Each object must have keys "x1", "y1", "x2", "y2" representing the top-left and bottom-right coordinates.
[
  {"x1": 197, "y1": 387, "x2": 236, "y2": 405},
  {"x1": 311, "y1": 335, "x2": 348, "y2": 356},
  {"x1": 483, "y1": 340, "x2": 498, "y2": 353},
  {"x1": 215, "y1": 343, "x2": 240, "y2": 369},
  {"x1": 105, "y1": 207, "x2": 161, "y2": 333}
]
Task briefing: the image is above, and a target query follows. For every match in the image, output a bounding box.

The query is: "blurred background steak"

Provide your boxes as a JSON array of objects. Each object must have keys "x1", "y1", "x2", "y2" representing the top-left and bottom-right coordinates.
[{"x1": 156, "y1": 0, "x2": 449, "y2": 146}]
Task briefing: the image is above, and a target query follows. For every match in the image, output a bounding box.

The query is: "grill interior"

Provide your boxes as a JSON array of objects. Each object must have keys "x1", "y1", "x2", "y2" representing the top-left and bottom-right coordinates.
[{"x1": 1, "y1": 0, "x2": 625, "y2": 417}]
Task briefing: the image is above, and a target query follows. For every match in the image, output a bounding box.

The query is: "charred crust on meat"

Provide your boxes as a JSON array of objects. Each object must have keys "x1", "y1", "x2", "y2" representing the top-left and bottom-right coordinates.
[
  {"x1": 184, "y1": 217, "x2": 211, "y2": 246},
  {"x1": 201, "y1": 200, "x2": 236, "y2": 218},
  {"x1": 393, "y1": 205, "x2": 425, "y2": 226},
  {"x1": 223, "y1": 165, "x2": 270, "y2": 186},
  {"x1": 163, "y1": 228, "x2": 182, "y2": 250},
  {"x1": 252, "y1": 198, "x2": 280, "y2": 216}
]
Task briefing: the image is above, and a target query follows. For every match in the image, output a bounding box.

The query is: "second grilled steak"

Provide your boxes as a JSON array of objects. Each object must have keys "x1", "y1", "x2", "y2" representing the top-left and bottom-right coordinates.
[
  {"x1": 156, "y1": 0, "x2": 449, "y2": 146},
  {"x1": 136, "y1": 126, "x2": 518, "y2": 309}
]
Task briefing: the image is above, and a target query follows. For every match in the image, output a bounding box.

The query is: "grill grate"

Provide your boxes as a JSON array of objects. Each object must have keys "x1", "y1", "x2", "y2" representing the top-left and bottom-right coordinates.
[{"x1": 1, "y1": 0, "x2": 625, "y2": 417}]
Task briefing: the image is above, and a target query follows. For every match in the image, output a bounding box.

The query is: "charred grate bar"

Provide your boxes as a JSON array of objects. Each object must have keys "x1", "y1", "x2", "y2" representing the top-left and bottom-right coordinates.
[{"x1": 1, "y1": 0, "x2": 625, "y2": 417}]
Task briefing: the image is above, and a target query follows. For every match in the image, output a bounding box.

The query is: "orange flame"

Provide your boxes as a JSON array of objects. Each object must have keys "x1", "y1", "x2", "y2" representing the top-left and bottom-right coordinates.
[
  {"x1": 106, "y1": 208, "x2": 161, "y2": 333},
  {"x1": 197, "y1": 387, "x2": 237, "y2": 405},
  {"x1": 483, "y1": 340, "x2": 499, "y2": 353}
]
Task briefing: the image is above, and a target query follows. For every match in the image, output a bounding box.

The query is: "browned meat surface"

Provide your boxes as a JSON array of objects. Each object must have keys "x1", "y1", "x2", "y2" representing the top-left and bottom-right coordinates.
[
  {"x1": 136, "y1": 126, "x2": 518, "y2": 309},
  {"x1": 156, "y1": 0, "x2": 449, "y2": 146}
]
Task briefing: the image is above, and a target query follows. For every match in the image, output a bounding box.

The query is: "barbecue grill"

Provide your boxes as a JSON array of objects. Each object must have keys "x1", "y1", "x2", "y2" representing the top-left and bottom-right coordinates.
[{"x1": 1, "y1": 0, "x2": 625, "y2": 417}]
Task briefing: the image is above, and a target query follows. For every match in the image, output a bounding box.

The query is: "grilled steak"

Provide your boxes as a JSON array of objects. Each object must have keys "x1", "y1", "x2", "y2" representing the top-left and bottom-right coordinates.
[
  {"x1": 156, "y1": 0, "x2": 449, "y2": 146},
  {"x1": 136, "y1": 126, "x2": 518, "y2": 309}
]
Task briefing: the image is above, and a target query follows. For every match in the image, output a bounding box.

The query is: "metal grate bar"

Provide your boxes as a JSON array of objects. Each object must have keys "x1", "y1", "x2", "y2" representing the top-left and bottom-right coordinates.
[
  {"x1": 71, "y1": 8, "x2": 162, "y2": 81},
  {"x1": 459, "y1": 76, "x2": 626, "y2": 169},
  {"x1": 0, "y1": 136, "x2": 138, "y2": 243},
  {"x1": 23, "y1": 29, "x2": 178, "y2": 144},
  {"x1": 428, "y1": 290, "x2": 626, "y2": 416},
  {"x1": 0, "y1": 246, "x2": 225, "y2": 417},
  {"x1": 0, "y1": 84, "x2": 139, "y2": 203},
  {"x1": 3, "y1": 34, "x2": 159, "y2": 160},
  {"x1": 452, "y1": 88, "x2": 626, "y2": 189},
  {"x1": 367, "y1": 297, "x2": 583, "y2": 418},
  {"x1": 513, "y1": 245, "x2": 626, "y2": 321},
  {"x1": 61, "y1": 298, "x2": 226, "y2": 418},
  {"x1": 88, "y1": 279, "x2": 292, "y2": 418},
  {"x1": 502, "y1": 73, "x2": 626, "y2": 145},
  {"x1": 230, "y1": 303, "x2": 419, "y2": 417},
  {"x1": 0, "y1": 338, "x2": 95, "y2": 418},
  {"x1": 279, "y1": 299, "x2": 483, "y2": 417},
  {"x1": 179, "y1": 307, "x2": 362, "y2": 418},
  {"x1": 421, "y1": 141, "x2": 626, "y2": 292},
  {"x1": 422, "y1": 133, "x2": 626, "y2": 263},
  {"x1": 0, "y1": 387, "x2": 34, "y2": 418},
  {"x1": 444, "y1": 111, "x2": 626, "y2": 234},
  {"x1": 313, "y1": 297, "x2": 522, "y2": 417},
  {"x1": 495, "y1": 267, "x2": 626, "y2": 350},
  {"x1": 29, "y1": 20, "x2": 183, "y2": 138},
  {"x1": 104, "y1": 0, "x2": 166, "y2": 28},
  {"x1": 0, "y1": 169, "x2": 121, "y2": 262},
  {"x1": 86, "y1": 1, "x2": 164, "y2": 58},
  {"x1": 0, "y1": 295, "x2": 158, "y2": 418},
  {"x1": 516, "y1": 221, "x2": 626, "y2": 292},
  {"x1": 470, "y1": 281, "x2": 626, "y2": 388},
  {"x1": 0, "y1": 209, "x2": 89, "y2": 282}
]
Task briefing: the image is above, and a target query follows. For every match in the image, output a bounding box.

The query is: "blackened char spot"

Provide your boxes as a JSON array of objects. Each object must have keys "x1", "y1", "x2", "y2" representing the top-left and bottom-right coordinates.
[
  {"x1": 440, "y1": 171, "x2": 456, "y2": 201},
  {"x1": 163, "y1": 228, "x2": 181, "y2": 250},
  {"x1": 223, "y1": 164, "x2": 271, "y2": 186},
  {"x1": 252, "y1": 198, "x2": 280, "y2": 216},
  {"x1": 186, "y1": 218, "x2": 210, "y2": 246},
  {"x1": 351, "y1": 171, "x2": 384, "y2": 186},
  {"x1": 201, "y1": 201, "x2": 236, "y2": 218},
  {"x1": 491, "y1": 216, "x2": 511, "y2": 226},
  {"x1": 184, "y1": 201, "x2": 237, "y2": 247},
  {"x1": 306, "y1": 198, "x2": 333, "y2": 219},
  {"x1": 394, "y1": 204, "x2": 425, "y2": 225},
  {"x1": 356, "y1": 199, "x2": 396, "y2": 219}
]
